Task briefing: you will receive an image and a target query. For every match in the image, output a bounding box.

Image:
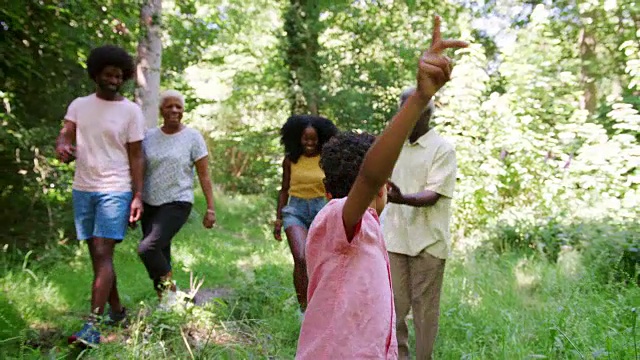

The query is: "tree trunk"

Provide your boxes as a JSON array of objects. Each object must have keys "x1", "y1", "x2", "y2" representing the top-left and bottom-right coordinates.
[
  {"x1": 578, "y1": 25, "x2": 597, "y2": 114},
  {"x1": 135, "y1": 0, "x2": 162, "y2": 129},
  {"x1": 283, "y1": 0, "x2": 322, "y2": 115}
]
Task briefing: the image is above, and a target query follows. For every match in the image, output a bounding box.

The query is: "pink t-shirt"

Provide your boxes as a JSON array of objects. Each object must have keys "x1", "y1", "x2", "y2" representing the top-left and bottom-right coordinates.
[
  {"x1": 297, "y1": 197, "x2": 398, "y2": 360},
  {"x1": 64, "y1": 94, "x2": 145, "y2": 192}
]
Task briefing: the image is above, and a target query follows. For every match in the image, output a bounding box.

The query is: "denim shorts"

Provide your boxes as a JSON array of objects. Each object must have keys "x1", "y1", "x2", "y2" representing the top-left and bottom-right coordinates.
[
  {"x1": 282, "y1": 196, "x2": 327, "y2": 230},
  {"x1": 72, "y1": 190, "x2": 132, "y2": 241}
]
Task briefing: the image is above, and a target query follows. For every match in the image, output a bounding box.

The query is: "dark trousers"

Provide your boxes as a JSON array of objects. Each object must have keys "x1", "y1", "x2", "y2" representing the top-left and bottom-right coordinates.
[{"x1": 139, "y1": 201, "x2": 192, "y2": 290}]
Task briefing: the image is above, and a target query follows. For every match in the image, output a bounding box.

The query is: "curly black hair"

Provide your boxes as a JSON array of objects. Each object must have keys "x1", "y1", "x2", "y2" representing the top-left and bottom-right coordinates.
[
  {"x1": 280, "y1": 114, "x2": 339, "y2": 163},
  {"x1": 320, "y1": 131, "x2": 377, "y2": 199},
  {"x1": 86, "y1": 45, "x2": 135, "y2": 82}
]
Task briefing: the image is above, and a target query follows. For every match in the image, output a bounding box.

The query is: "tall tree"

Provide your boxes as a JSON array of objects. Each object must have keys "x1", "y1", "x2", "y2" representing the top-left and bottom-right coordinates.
[
  {"x1": 577, "y1": 6, "x2": 598, "y2": 115},
  {"x1": 282, "y1": 0, "x2": 322, "y2": 115},
  {"x1": 136, "y1": 0, "x2": 163, "y2": 129}
]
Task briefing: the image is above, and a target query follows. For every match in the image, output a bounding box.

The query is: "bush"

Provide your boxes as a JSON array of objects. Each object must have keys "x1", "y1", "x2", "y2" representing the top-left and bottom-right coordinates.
[
  {"x1": 581, "y1": 221, "x2": 639, "y2": 286},
  {"x1": 489, "y1": 218, "x2": 639, "y2": 286},
  {"x1": 207, "y1": 126, "x2": 281, "y2": 196},
  {"x1": 490, "y1": 216, "x2": 581, "y2": 262}
]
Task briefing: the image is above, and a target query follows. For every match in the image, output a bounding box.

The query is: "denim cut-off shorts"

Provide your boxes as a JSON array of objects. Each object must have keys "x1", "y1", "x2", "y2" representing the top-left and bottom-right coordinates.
[
  {"x1": 72, "y1": 190, "x2": 132, "y2": 241},
  {"x1": 282, "y1": 196, "x2": 327, "y2": 230}
]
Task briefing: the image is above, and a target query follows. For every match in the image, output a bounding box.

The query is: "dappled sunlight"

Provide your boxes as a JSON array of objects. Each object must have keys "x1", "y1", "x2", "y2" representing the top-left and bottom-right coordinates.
[
  {"x1": 234, "y1": 254, "x2": 268, "y2": 283},
  {"x1": 451, "y1": 230, "x2": 484, "y2": 257},
  {"x1": 461, "y1": 287, "x2": 483, "y2": 309},
  {"x1": 183, "y1": 309, "x2": 260, "y2": 351},
  {"x1": 514, "y1": 258, "x2": 542, "y2": 291},
  {"x1": 0, "y1": 270, "x2": 71, "y2": 326},
  {"x1": 556, "y1": 245, "x2": 585, "y2": 281},
  {"x1": 176, "y1": 251, "x2": 199, "y2": 273}
]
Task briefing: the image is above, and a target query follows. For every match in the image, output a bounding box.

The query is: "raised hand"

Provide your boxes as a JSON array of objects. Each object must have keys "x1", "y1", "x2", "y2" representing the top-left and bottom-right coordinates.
[{"x1": 416, "y1": 15, "x2": 469, "y2": 100}]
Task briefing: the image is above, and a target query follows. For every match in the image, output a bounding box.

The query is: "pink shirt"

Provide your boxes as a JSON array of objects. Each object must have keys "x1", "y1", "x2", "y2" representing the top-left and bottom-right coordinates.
[
  {"x1": 297, "y1": 197, "x2": 398, "y2": 360},
  {"x1": 64, "y1": 94, "x2": 145, "y2": 192}
]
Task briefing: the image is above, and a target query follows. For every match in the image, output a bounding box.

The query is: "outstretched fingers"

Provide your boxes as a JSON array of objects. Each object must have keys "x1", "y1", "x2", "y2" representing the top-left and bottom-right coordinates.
[
  {"x1": 428, "y1": 15, "x2": 469, "y2": 54},
  {"x1": 440, "y1": 39, "x2": 470, "y2": 50},
  {"x1": 430, "y1": 15, "x2": 442, "y2": 48}
]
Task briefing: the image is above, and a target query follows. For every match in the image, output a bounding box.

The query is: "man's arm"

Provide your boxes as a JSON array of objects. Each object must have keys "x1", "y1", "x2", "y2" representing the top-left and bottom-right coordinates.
[
  {"x1": 127, "y1": 105, "x2": 146, "y2": 201},
  {"x1": 127, "y1": 141, "x2": 144, "y2": 198},
  {"x1": 55, "y1": 120, "x2": 77, "y2": 163},
  {"x1": 56, "y1": 120, "x2": 76, "y2": 146},
  {"x1": 390, "y1": 190, "x2": 441, "y2": 207},
  {"x1": 387, "y1": 147, "x2": 456, "y2": 207}
]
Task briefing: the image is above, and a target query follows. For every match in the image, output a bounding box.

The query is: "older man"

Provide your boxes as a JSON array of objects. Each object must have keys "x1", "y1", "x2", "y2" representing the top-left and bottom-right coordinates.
[{"x1": 382, "y1": 87, "x2": 457, "y2": 360}]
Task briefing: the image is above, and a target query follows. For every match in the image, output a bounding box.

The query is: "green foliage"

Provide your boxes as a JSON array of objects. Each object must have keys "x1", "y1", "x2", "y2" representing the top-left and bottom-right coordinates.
[
  {"x1": 0, "y1": 1, "x2": 139, "y2": 247},
  {"x1": 208, "y1": 126, "x2": 281, "y2": 195},
  {"x1": 0, "y1": 0, "x2": 226, "y2": 247},
  {"x1": 161, "y1": 1, "x2": 224, "y2": 86},
  {"x1": 490, "y1": 217, "x2": 639, "y2": 286},
  {"x1": 203, "y1": 1, "x2": 639, "y2": 242}
]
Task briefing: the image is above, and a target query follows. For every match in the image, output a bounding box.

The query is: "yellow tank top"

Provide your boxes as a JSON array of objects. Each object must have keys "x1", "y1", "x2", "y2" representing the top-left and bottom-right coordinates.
[{"x1": 289, "y1": 155, "x2": 326, "y2": 199}]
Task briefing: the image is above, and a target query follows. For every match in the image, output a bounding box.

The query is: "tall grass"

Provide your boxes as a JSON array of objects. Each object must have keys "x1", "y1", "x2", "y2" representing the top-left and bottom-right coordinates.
[{"x1": 0, "y1": 193, "x2": 638, "y2": 359}]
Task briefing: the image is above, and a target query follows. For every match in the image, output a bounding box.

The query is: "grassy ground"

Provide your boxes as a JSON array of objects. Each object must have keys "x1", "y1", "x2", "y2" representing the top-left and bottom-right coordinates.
[{"x1": 0, "y1": 193, "x2": 638, "y2": 359}]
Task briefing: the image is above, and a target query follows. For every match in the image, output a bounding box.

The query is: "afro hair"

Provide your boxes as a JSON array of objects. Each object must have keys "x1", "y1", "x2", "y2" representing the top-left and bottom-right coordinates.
[
  {"x1": 86, "y1": 45, "x2": 135, "y2": 82},
  {"x1": 280, "y1": 114, "x2": 339, "y2": 163},
  {"x1": 320, "y1": 131, "x2": 377, "y2": 199}
]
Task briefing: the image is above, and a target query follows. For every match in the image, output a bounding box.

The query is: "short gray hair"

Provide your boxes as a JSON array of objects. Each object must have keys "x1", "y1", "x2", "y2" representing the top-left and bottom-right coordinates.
[
  {"x1": 399, "y1": 87, "x2": 435, "y2": 118},
  {"x1": 159, "y1": 89, "x2": 185, "y2": 107}
]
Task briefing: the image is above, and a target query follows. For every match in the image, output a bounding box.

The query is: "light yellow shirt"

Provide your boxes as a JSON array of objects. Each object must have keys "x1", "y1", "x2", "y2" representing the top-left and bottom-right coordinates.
[
  {"x1": 289, "y1": 155, "x2": 326, "y2": 199},
  {"x1": 382, "y1": 129, "x2": 457, "y2": 259}
]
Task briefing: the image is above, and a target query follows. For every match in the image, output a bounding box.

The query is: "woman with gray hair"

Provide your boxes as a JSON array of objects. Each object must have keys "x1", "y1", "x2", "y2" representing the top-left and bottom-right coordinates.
[{"x1": 138, "y1": 89, "x2": 217, "y2": 302}]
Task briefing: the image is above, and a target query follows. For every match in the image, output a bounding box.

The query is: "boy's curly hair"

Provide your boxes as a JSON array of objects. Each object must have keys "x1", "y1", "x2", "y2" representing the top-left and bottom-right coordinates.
[
  {"x1": 280, "y1": 115, "x2": 338, "y2": 163},
  {"x1": 86, "y1": 45, "x2": 135, "y2": 82},
  {"x1": 320, "y1": 131, "x2": 376, "y2": 199}
]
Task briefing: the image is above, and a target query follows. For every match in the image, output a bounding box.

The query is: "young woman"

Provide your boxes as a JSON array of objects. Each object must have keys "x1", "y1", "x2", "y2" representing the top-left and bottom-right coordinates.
[
  {"x1": 139, "y1": 90, "x2": 216, "y2": 303},
  {"x1": 274, "y1": 115, "x2": 338, "y2": 315}
]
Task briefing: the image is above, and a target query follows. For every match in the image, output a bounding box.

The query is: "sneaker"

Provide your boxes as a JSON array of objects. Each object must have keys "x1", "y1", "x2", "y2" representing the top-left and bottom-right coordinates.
[
  {"x1": 104, "y1": 307, "x2": 127, "y2": 327},
  {"x1": 68, "y1": 322, "x2": 100, "y2": 348}
]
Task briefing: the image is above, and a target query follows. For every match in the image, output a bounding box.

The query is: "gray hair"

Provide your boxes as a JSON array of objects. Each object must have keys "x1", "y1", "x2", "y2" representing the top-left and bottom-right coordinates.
[
  {"x1": 159, "y1": 89, "x2": 185, "y2": 107},
  {"x1": 399, "y1": 87, "x2": 435, "y2": 118}
]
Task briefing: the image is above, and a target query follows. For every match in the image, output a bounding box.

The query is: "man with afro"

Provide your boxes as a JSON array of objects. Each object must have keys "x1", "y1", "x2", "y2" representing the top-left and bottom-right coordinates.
[{"x1": 55, "y1": 45, "x2": 145, "y2": 347}]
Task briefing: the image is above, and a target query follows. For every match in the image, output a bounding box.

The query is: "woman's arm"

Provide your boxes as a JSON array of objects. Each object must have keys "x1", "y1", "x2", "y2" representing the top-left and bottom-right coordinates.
[
  {"x1": 195, "y1": 155, "x2": 216, "y2": 228},
  {"x1": 274, "y1": 157, "x2": 291, "y2": 241}
]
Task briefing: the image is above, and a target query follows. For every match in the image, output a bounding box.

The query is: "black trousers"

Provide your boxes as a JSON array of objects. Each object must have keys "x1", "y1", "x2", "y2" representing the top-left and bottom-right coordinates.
[{"x1": 139, "y1": 201, "x2": 192, "y2": 290}]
